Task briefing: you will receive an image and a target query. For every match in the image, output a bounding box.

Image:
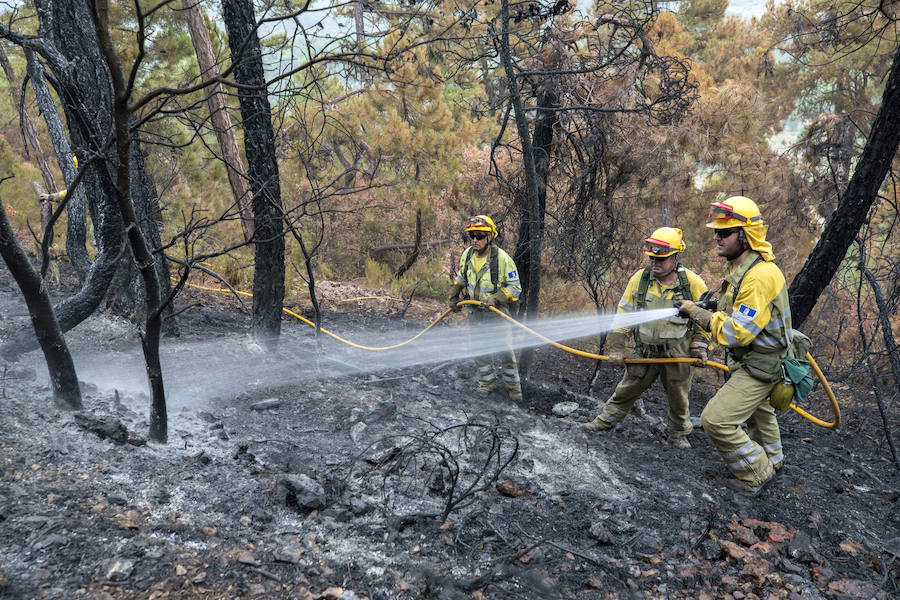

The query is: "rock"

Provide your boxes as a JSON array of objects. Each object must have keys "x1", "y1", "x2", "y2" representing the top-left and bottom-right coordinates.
[
  {"x1": 496, "y1": 480, "x2": 531, "y2": 497},
  {"x1": 250, "y1": 398, "x2": 282, "y2": 411},
  {"x1": 274, "y1": 544, "x2": 304, "y2": 563},
  {"x1": 727, "y1": 522, "x2": 760, "y2": 546},
  {"x1": 127, "y1": 433, "x2": 147, "y2": 447},
  {"x1": 551, "y1": 401, "x2": 579, "y2": 417},
  {"x1": 788, "y1": 530, "x2": 821, "y2": 564},
  {"x1": 589, "y1": 522, "x2": 614, "y2": 545},
  {"x1": 349, "y1": 422, "x2": 367, "y2": 444},
  {"x1": 697, "y1": 538, "x2": 722, "y2": 560},
  {"x1": 103, "y1": 559, "x2": 135, "y2": 581},
  {"x1": 363, "y1": 441, "x2": 401, "y2": 465},
  {"x1": 276, "y1": 474, "x2": 327, "y2": 511},
  {"x1": 826, "y1": 579, "x2": 878, "y2": 598},
  {"x1": 632, "y1": 532, "x2": 662, "y2": 555},
  {"x1": 74, "y1": 413, "x2": 128, "y2": 444},
  {"x1": 32, "y1": 533, "x2": 68, "y2": 550}
]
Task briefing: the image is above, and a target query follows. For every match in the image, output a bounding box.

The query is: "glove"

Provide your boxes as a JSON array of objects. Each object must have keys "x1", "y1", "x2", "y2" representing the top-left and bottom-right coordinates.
[
  {"x1": 608, "y1": 351, "x2": 625, "y2": 367},
  {"x1": 481, "y1": 291, "x2": 508, "y2": 310},
  {"x1": 447, "y1": 283, "x2": 465, "y2": 312},
  {"x1": 689, "y1": 341, "x2": 708, "y2": 367},
  {"x1": 605, "y1": 330, "x2": 629, "y2": 368},
  {"x1": 677, "y1": 300, "x2": 713, "y2": 329}
]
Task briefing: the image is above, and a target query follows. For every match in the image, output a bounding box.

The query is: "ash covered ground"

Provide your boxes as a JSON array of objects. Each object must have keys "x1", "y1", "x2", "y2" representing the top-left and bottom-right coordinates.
[{"x1": 0, "y1": 272, "x2": 898, "y2": 599}]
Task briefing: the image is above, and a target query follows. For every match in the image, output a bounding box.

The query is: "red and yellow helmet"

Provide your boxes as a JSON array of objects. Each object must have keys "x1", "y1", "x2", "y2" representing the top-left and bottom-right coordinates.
[
  {"x1": 465, "y1": 215, "x2": 498, "y2": 238},
  {"x1": 706, "y1": 196, "x2": 763, "y2": 229},
  {"x1": 644, "y1": 227, "x2": 685, "y2": 258}
]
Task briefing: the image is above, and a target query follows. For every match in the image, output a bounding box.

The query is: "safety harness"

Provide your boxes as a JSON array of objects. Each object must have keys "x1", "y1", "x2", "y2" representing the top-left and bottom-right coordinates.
[
  {"x1": 631, "y1": 265, "x2": 695, "y2": 354},
  {"x1": 633, "y1": 265, "x2": 694, "y2": 308}
]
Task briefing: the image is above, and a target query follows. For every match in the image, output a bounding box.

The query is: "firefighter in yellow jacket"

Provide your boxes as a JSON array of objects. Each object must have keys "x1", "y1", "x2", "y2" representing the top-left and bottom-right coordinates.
[
  {"x1": 583, "y1": 227, "x2": 709, "y2": 448},
  {"x1": 447, "y1": 215, "x2": 523, "y2": 402},
  {"x1": 678, "y1": 196, "x2": 791, "y2": 495}
]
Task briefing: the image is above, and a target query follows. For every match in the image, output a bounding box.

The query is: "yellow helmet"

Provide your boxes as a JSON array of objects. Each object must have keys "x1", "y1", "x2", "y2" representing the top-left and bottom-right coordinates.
[
  {"x1": 706, "y1": 196, "x2": 763, "y2": 229},
  {"x1": 465, "y1": 215, "x2": 498, "y2": 238},
  {"x1": 644, "y1": 227, "x2": 685, "y2": 258}
]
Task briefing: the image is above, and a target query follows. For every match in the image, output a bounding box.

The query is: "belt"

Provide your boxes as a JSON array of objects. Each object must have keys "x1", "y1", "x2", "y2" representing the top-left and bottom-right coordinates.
[{"x1": 641, "y1": 342, "x2": 673, "y2": 354}]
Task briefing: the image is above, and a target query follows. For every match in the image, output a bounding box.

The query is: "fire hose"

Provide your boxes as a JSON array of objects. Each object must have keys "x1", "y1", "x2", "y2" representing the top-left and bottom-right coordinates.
[{"x1": 175, "y1": 280, "x2": 840, "y2": 428}]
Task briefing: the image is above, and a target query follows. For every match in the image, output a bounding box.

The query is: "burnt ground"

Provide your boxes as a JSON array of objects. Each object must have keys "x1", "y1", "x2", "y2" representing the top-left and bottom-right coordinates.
[{"x1": 0, "y1": 268, "x2": 898, "y2": 600}]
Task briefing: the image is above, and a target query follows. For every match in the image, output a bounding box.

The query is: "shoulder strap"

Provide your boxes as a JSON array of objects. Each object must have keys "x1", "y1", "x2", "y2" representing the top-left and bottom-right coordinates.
[
  {"x1": 732, "y1": 256, "x2": 765, "y2": 300},
  {"x1": 489, "y1": 245, "x2": 500, "y2": 293},
  {"x1": 635, "y1": 268, "x2": 652, "y2": 309},
  {"x1": 676, "y1": 267, "x2": 693, "y2": 302}
]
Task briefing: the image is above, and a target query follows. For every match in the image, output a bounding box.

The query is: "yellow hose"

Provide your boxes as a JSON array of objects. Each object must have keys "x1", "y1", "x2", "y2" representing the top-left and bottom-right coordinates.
[
  {"x1": 175, "y1": 281, "x2": 840, "y2": 428},
  {"x1": 457, "y1": 301, "x2": 840, "y2": 429}
]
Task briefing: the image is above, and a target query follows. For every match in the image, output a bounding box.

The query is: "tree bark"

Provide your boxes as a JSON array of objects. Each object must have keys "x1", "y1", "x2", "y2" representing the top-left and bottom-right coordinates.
[
  {"x1": 24, "y1": 47, "x2": 92, "y2": 280},
  {"x1": 500, "y1": 0, "x2": 544, "y2": 378},
  {"x1": 789, "y1": 44, "x2": 900, "y2": 327},
  {"x1": 182, "y1": 0, "x2": 254, "y2": 242},
  {"x1": 223, "y1": 0, "x2": 286, "y2": 348},
  {"x1": 92, "y1": 0, "x2": 168, "y2": 442},
  {"x1": 0, "y1": 193, "x2": 81, "y2": 409}
]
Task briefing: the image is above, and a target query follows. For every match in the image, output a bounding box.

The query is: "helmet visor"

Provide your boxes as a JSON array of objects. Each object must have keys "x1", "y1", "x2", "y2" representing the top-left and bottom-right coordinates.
[
  {"x1": 708, "y1": 202, "x2": 759, "y2": 224},
  {"x1": 643, "y1": 238, "x2": 675, "y2": 257}
]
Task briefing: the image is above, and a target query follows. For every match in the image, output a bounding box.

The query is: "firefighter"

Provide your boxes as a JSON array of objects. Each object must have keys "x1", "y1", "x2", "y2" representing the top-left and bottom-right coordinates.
[
  {"x1": 583, "y1": 227, "x2": 709, "y2": 449},
  {"x1": 677, "y1": 196, "x2": 790, "y2": 495},
  {"x1": 447, "y1": 215, "x2": 523, "y2": 402}
]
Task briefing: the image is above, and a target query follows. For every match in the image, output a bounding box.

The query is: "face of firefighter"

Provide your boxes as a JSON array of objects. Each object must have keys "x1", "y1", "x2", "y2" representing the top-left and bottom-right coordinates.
[
  {"x1": 648, "y1": 253, "x2": 677, "y2": 281},
  {"x1": 469, "y1": 230, "x2": 491, "y2": 257},
  {"x1": 714, "y1": 227, "x2": 748, "y2": 261}
]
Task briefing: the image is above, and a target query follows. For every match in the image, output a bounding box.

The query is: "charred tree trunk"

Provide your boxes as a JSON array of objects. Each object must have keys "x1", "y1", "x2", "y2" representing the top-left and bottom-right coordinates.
[
  {"x1": 0, "y1": 0, "x2": 126, "y2": 360},
  {"x1": 223, "y1": 0, "x2": 286, "y2": 348},
  {"x1": 182, "y1": 0, "x2": 254, "y2": 242},
  {"x1": 789, "y1": 44, "x2": 900, "y2": 327},
  {"x1": 23, "y1": 47, "x2": 92, "y2": 281},
  {"x1": 500, "y1": 0, "x2": 544, "y2": 378},
  {"x1": 0, "y1": 193, "x2": 81, "y2": 409},
  {"x1": 92, "y1": 0, "x2": 168, "y2": 443}
]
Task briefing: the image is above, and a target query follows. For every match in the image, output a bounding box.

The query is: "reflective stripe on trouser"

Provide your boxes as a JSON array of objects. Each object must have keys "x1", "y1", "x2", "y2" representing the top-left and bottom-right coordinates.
[
  {"x1": 470, "y1": 310, "x2": 521, "y2": 394},
  {"x1": 596, "y1": 361, "x2": 693, "y2": 436},
  {"x1": 700, "y1": 366, "x2": 781, "y2": 485}
]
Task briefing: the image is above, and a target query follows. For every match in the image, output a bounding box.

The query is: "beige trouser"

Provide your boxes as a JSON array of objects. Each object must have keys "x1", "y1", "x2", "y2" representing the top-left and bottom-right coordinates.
[
  {"x1": 595, "y1": 356, "x2": 693, "y2": 437},
  {"x1": 469, "y1": 308, "x2": 521, "y2": 394},
  {"x1": 700, "y1": 365, "x2": 783, "y2": 485}
]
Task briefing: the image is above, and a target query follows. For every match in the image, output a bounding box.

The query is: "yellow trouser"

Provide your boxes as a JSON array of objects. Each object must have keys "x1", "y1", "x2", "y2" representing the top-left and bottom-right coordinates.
[
  {"x1": 469, "y1": 308, "x2": 521, "y2": 393},
  {"x1": 700, "y1": 365, "x2": 783, "y2": 485},
  {"x1": 596, "y1": 359, "x2": 693, "y2": 437}
]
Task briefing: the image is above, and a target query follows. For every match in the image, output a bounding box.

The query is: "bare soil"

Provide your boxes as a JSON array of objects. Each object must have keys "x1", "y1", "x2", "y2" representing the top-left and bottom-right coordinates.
[{"x1": 0, "y1": 269, "x2": 898, "y2": 600}]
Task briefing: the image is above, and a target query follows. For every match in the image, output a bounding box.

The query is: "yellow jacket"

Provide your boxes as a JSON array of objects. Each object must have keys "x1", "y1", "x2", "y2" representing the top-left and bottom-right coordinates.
[{"x1": 710, "y1": 251, "x2": 792, "y2": 353}]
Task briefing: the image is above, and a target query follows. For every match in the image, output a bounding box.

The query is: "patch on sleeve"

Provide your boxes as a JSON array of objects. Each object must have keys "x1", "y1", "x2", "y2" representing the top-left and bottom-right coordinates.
[
  {"x1": 737, "y1": 303, "x2": 758, "y2": 319},
  {"x1": 507, "y1": 270, "x2": 518, "y2": 279}
]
